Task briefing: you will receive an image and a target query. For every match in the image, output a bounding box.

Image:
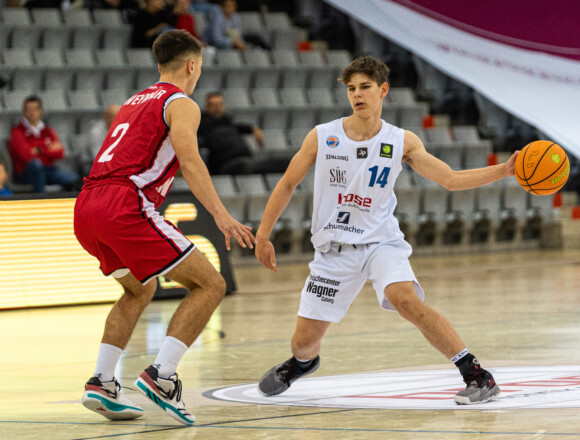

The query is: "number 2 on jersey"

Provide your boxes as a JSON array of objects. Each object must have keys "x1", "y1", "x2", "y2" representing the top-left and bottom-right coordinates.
[
  {"x1": 368, "y1": 166, "x2": 391, "y2": 188},
  {"x1": 98, "y1": 123, "x2": 129, "y2": 163}
]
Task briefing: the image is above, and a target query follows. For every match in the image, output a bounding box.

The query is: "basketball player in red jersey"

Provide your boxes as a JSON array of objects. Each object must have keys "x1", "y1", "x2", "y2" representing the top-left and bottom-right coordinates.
[{"x1": 74, "y1": 30, "x2": 254, "y2": 426}]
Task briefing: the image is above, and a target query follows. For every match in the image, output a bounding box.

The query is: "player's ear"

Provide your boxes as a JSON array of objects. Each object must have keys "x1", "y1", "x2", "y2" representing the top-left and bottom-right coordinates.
[{"x1": 380, "y1": 82, "x2": 389, "y2": 99}]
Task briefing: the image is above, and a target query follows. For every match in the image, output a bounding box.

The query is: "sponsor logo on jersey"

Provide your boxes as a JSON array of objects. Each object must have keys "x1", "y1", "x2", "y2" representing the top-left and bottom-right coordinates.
[
  {"x1": 380, "y1": 143, "x2": 393, "y2": 158},
  {"x1": 323, "y1": 223, "x2": 365, "y2": 234},
  {"x1": 329, "y1": 168, "x2": 347, "y2": 187},
  {"x1": 309, "y1": 274, "x2": 341, "y2": 286},
  {"x1": 357, "y1": 147, "x2": 368, "y2": 159},
  {"x1": 326, "y1": 154, "x2": 349, "y2": 161},
  {"x1": 336, "y1": 211, "x2": 350, "y2": 224},
  {"x1": 306, "y1": 281, "x2": 338, "y2": 303},
  {"x1": 338, "y1": 193, "x2": 372, "y2": 208},
  {"x1": 326, "y1": 136, "x2": 340, "y2": 148}
]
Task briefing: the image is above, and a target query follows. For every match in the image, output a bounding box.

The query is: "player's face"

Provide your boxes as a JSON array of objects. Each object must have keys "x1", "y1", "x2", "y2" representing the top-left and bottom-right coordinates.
[
  {"x1": 345, "y1": 73, "x2": 388, "y2": 116},
  {"x1": 23, "y1": 101, "x2": 43, "y2": 126}
]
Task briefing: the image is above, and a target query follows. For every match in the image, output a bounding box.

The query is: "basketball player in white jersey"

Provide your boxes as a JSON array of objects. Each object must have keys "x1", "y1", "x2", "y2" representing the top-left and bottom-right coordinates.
[{"x1": 255, "y1": 56, "x2": 518, "y2": 404}]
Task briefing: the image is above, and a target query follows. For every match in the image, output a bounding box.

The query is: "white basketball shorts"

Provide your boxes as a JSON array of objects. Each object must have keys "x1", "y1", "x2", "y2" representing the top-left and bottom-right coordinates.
[{"x1": 298, "y1": 240, "x2": 424, "y2": 323}]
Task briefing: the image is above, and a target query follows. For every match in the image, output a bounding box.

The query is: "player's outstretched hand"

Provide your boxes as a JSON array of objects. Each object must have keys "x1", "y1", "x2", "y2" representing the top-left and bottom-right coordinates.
[
  {"x1": 255, "y1": 238, "x2": 277, "y2": 273},
  {"x1": 504, "y1": 150, "x2": 519, "y2": 176},
  {"x1": 214, "y1": 213, "x2": 255, "y2": 251}
]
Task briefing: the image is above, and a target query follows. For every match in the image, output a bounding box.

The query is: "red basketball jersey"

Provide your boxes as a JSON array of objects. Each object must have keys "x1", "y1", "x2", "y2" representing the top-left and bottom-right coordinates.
[{"x1": 85, "y1": 82, "x2": 189, "y2": 208}]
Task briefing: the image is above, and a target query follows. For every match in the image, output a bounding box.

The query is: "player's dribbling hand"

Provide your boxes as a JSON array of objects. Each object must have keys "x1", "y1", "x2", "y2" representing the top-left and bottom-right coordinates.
[
  {"x1": 504, "y1": 150, "x2": 519, "y2": 176},
  {"x1": 255, "y1": 238, "x2": 277, "y2": 273},
  {"x1": 215, "y1": 214, "x2": 255, "y2": 251}
]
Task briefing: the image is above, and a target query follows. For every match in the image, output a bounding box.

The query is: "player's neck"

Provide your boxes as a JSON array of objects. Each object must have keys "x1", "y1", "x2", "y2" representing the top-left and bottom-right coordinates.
[
  {"x1": 158, "y1": 74, "x2": 190, "y2": 95},
  {"x1": 342, "y1": 114, "x2": 382, "y2": 142}
]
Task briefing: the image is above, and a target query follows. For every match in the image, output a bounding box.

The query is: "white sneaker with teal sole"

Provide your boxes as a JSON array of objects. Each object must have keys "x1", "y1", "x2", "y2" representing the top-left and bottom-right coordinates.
[
  {"x1": 134, "y1": 365, "x2": 195, "y2": 426},
  {"x1": 82, "y1": 377, "x2": 144, "y2": 420}
]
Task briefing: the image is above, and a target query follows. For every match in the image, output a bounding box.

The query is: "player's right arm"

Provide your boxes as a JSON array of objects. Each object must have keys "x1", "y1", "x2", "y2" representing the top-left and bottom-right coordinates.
[
  {"x1": 255, "y1": 128, "x2": 318, "y2": 272},
  {"x1": 166, "y1": 97, "x2": 255, "y2": 251}
]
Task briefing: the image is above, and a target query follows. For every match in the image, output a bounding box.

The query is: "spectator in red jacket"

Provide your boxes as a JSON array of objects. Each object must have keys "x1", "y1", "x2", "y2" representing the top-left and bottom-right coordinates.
[
  {"x1": 8, "y1": 95, "x2": 79, "y2": 193},
  {"x1": 172, "y1": 0, "x2": 207, "y2": 45}
]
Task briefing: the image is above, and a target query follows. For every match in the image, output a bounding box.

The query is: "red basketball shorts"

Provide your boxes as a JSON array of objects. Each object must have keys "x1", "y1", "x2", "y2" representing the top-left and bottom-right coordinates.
[{"x1": 74, "y1": 183, "x2": 194, "y2": 284}]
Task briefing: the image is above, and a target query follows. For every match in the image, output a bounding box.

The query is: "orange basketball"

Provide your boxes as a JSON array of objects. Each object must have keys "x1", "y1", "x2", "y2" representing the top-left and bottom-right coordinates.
[{"x1": 514, "y1": 140, "x2": 570, "y2": 195}]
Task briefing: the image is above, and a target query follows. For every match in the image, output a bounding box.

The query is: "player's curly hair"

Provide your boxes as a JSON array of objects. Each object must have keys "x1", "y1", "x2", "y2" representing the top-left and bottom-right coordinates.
[
  {"x1": 338, "y1": 56, "x2": 390, "y2": 86},
  {"x1": 152, "y1": 29, "x2": 202, "y2": 68}
]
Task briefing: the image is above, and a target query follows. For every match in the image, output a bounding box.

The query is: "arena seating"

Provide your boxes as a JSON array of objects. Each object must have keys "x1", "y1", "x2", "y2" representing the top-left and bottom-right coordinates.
[{"x1": 0, "y1": 5, "x2": 552, "y2": 253}]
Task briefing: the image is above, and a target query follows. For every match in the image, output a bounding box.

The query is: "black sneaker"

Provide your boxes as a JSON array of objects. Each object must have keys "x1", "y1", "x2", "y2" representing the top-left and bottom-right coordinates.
[
  {"x1": 454, "y1": 369, "x2": 500, "y2": 404},
  {"x1": 258, "y1": 356, "x2": 320, "y2": 396}
]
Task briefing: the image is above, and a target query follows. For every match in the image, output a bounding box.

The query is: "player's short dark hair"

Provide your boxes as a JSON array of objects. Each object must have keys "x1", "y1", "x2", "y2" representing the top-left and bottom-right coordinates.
[
  {"x1": 152, "y1": 29, "x2": 202, "y2": 68},
  {"x1": 338, "y1": 56, "x2": 390, "y2": 86},
  {"x1": 23, "y1": 95, "x2": 42, "y2": 108}
]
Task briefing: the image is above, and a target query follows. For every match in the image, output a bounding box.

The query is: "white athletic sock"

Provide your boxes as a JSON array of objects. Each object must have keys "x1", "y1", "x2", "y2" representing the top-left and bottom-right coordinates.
[
  {"x1": 93, "y1": 343, "x2": 123, "y2": 383},
  {"x1": 450, "y1": 348, "x2": 469, "y2": 364},
  {"x1": 153, "y1": 336, "x2": 189, "y2": 379}
]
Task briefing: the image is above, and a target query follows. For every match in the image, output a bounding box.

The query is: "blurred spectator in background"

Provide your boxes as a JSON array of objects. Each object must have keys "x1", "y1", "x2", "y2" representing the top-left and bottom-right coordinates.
[
  {"x1": 8, "y1": 96, "x2": 79, "y2": 193},
  {"x1": 80, "y1": 104, "x2": 121, "y2": 176},
  {"x1": 198, "y1": 92, "x2": 291, "y2": 175},
  {"x1": 84, "y1": 0, "x2": 140, "y2": 11},
  {"x1": 204, "y1": 0, "x2": 270, "y2": 50},
  {"x1": 236, "y1": 0, "x2": 295, "y2": 15},
  {"x1": 172, "y1": 0, "x2": 208, "y2": 45},
  {"x1": 131, "y1": 0, "x2": 174, "y2": 48},
  {"x1": 24, "y1": 0, "x2": 63, "y2": 8},
  {"x1": 0, "y1": 160, "x2": 14, "y2": 197},
  {"x1": 189, "y1": 0, "x2": 220, "y2": 14}
]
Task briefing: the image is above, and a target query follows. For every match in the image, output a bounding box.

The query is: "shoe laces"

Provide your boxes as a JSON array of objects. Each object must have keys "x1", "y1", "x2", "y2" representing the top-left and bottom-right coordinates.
[
  {"x1": 171, "y1": 377, "x2": 183, "y2": 403},
  {"x1": 156, "y1": 375, "x2": 183, "y2": 403},
  {"x1": 98, "y1": 379, "x2": 120, "y2": 399}
]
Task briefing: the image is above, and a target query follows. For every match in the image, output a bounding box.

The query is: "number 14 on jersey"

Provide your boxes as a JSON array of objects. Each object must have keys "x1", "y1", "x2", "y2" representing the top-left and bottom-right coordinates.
[{"x1": 368, "y1": 166, "x2": 391, "y2": 188}]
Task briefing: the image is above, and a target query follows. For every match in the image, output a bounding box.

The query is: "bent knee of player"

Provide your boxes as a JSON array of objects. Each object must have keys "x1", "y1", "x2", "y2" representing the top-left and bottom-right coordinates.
[
  {"x1": 385, "y1": 283, "x2": 422, "y2": 319},
  {"x1": 213, "y1": 274, "x2": 227, "y2": 300},
  {"x1": 204, "y1": 272, "x2": 227, "y2": 302}
]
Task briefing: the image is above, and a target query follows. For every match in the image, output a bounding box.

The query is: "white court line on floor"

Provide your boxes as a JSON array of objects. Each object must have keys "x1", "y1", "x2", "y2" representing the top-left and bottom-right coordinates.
[{"x1": 209, "y1": 365, "x2": 580, "y2": 410}]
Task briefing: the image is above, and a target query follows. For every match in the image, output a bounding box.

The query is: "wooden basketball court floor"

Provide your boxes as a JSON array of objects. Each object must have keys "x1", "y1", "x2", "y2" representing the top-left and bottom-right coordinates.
[{"x1": 2, "y1": 248, "x2": 580, "y2": 440}]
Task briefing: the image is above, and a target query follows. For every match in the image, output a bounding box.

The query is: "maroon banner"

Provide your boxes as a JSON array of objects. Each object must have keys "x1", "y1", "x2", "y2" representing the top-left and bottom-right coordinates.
[{"x1": 390, "y1": 0, "x2": 580, "y2": 60}]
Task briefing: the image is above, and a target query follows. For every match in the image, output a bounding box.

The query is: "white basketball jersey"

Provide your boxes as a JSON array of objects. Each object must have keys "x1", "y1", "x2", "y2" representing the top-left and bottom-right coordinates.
[{"x1": 310, "y1": 118, "x2": 405, "y2": 252}]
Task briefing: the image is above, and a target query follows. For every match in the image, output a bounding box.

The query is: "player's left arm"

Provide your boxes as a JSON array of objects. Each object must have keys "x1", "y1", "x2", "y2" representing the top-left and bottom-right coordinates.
[
  {"x1": 403, "y1": 130, "x2": 519, "y2": 191},
  {"x1": 167, "y1": 97, "x2": 255, "y2": 250}
]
